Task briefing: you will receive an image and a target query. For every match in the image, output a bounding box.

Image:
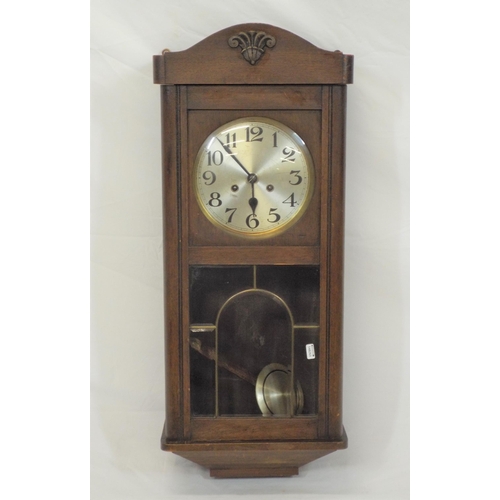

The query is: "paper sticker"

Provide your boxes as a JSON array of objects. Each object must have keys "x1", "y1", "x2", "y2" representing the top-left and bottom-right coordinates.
[{"x1": 306, "y1": 343, "x2": 316, "y2": 360}]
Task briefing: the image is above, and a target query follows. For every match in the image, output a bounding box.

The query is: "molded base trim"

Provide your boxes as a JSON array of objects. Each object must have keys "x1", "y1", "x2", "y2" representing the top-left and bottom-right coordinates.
[
  {"x1": 210, "y1": 466, "x2": 299, "y2": 478},
  {"x1": 162, "y1": 425, "x2": 347, "y2": 478}
]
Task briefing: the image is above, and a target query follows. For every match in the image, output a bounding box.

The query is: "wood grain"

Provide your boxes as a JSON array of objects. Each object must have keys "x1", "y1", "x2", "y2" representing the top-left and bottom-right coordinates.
[
  {"x1": 188, "y1": 246, "x2": 319, "y2": 265},
  {"x1": 210, "y1": 467, "x2": 298, "y2": 478},
  {"x1": 161, "y1": 85, "x2": 183, "y2": 441},
  {"x1": 328, "y1": 85, "x2": 347, "y2": 440},
  {"x1": 163, "y1": 434, "x2": 348, "y2": 477},
  {"x1": 153, "y1": 24, "x2": 353, "y2": 85},
  {"x1": 187, "y1": 85, "x2": 322, "y2": 110},
  {"x1": 190, "y1": 416, "x2": 318, "y2": 442}
]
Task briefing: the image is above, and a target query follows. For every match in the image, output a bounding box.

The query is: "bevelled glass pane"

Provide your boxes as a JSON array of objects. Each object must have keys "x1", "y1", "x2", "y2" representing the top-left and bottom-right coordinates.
[
  {"x1": 257, "y1": 266, "x2": 320, "y2": 324},
  {"x1": 294, "y1": 328, "x2": 319, "y2": 415},
  {"x1": 189, "y1": 266, "x2": 253, "y2": 324},
  {"x1": 190, "y1": 331, "x2": 215, "y2": 416}
]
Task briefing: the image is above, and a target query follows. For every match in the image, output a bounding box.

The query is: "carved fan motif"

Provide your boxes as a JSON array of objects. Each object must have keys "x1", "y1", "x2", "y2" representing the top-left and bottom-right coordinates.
[{"x1": 228, "y1": 30, "x2": 276, "y2": 65}]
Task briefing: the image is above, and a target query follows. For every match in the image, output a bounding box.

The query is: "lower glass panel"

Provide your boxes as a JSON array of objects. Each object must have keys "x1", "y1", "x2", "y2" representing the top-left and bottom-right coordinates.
[
  {"x1": 190, "y1": 330, "x2": 216, "y2": 416},
  {"x1": 294, "y1": 328, "x2": 319, "y2": 415},
  {"x1": 189, "y1": 265, "x2": 319, "y2": 417}
]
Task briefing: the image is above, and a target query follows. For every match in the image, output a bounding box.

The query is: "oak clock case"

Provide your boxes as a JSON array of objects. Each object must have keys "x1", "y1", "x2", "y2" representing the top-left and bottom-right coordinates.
[{"x1": 153, "y1": 24, "x2": 353, "y2": 479}]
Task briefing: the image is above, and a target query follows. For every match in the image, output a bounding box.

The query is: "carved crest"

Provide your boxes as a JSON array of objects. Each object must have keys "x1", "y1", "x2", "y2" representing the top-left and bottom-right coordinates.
[{"x1": 228, "y1": 30, "x2": 276, "y2": 65}]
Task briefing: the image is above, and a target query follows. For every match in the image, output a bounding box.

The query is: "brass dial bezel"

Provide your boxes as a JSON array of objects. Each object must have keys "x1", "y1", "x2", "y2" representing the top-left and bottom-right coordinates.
[{"x1": 193, "y1": 116, "x2": 315, "y2": 239}]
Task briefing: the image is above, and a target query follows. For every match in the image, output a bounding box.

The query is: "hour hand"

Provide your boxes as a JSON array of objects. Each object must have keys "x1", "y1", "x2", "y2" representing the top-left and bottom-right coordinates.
[
  {"x1": 249, "y1": 178, "x2": 258, "y2": 215},
  {"x1": 216, "y1": 137, "x2": 251, "y2": 176},
  {"x1": 249, "y1": 197, "x2": 258, "y2": 216}
]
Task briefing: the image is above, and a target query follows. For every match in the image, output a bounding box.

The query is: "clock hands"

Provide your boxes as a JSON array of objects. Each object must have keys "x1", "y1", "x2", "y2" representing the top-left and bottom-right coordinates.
[
  {"x1": 216, "y1": 137, "x2": 251, "y2": 177},
  {"x1": 249, "y1": 179, "x2": 258, "y2": 216},
  {"x1": 216, "y1": 136, "x2": 259, "y2": 216}
]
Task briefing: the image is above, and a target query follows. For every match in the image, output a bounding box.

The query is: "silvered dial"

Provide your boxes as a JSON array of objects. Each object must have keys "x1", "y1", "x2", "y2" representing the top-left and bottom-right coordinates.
[{"x1": 194, "y1": 117, "x2": 314, "y2": 238}]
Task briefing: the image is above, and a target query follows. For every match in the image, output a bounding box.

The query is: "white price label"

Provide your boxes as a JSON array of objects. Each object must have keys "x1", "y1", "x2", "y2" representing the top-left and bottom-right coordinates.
[{"x1": 306, "y1": 343, "x2": 316, "y2": 360}]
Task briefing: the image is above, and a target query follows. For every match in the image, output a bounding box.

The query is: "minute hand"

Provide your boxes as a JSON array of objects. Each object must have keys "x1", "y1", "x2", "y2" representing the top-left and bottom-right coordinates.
[{"x1": 216, "y1": 137, "x2": 251, "y2": 176}]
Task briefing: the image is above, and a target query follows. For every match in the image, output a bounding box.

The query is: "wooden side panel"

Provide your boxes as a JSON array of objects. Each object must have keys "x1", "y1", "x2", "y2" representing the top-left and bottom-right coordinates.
[
  {"x1": 328, "y1": 85, "x2": 347, "y2": 440},
  {"x1": 161, "y1": 85, "x2": 183, "y2": 441},
  {"x1": 161, "y1": 86, "x2": 192, "y2": 441},
  {"x1": 317, "y1": 86, "x2": 332, "y2": 439},
  {"x1": 178, "y1": 87, "x2": 191, "y2": 439}
]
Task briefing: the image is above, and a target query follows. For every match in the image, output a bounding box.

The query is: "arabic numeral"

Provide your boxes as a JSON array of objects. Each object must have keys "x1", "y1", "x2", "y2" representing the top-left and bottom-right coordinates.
[
  {"x1": 282, "y1": 193, "x2": 298, "y2": 207},
  {"x1": 281, "y1": 147, "x2": 296, "y2": 163},
  {"x1": 267, "y1": 208, "x2": 281, "y2": 223},
  {"x1": 245, "y1": 213, "x2": 260, "y2": 229},
  {"x1": 207, "y1": 150, "x2": 223, "y2": 166},
  {"x1": 225, "y1": 207, "x2": 237, "y2": 223},
  {"x1": 245, "y1": 126, "x2": 263, "y2": 142},
  {"x1": 208, "y1": 192, "x2": 222, "y2": 207},
  {"x1": 289, "y1": 170, "x2": 302, "y2": 185},
  {"x1": 202, "y1": 170, "x2": 216, "y2": 185},
  {"x1": 225, "y1": 132, "x2": 237, "y2": 148}
]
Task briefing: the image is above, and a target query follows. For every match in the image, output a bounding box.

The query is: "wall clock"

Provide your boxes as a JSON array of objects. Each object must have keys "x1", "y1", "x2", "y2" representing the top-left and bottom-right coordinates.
[{"x1": 153, "y1": 23, "x2": 353, "y2": 478}]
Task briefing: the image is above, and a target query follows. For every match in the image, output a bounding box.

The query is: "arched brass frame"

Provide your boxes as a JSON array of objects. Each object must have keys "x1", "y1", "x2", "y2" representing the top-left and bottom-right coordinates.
[{"x1": 214, "y1": 287, "x2": 295, "y2": 417}]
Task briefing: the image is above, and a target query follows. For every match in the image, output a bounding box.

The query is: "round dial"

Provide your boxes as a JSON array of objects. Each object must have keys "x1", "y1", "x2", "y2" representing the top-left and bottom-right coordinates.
[{"x1": 194, "y1": 117, "x2": 314, "y2": 238}]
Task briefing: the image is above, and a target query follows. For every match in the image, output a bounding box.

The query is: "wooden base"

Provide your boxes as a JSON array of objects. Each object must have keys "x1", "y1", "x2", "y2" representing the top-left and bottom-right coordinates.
[
  {"x1": 162, "y1": 427, "x2": 347, "y2": 478},
  {"x1": 210, "y1": 467, "x2": 298, "y2": 479}
]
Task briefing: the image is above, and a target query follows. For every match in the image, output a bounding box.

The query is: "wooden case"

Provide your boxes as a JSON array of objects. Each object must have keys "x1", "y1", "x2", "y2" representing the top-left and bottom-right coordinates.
[{"x1": 153, "y1": 23, "x2": 353, "y2": 478}]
